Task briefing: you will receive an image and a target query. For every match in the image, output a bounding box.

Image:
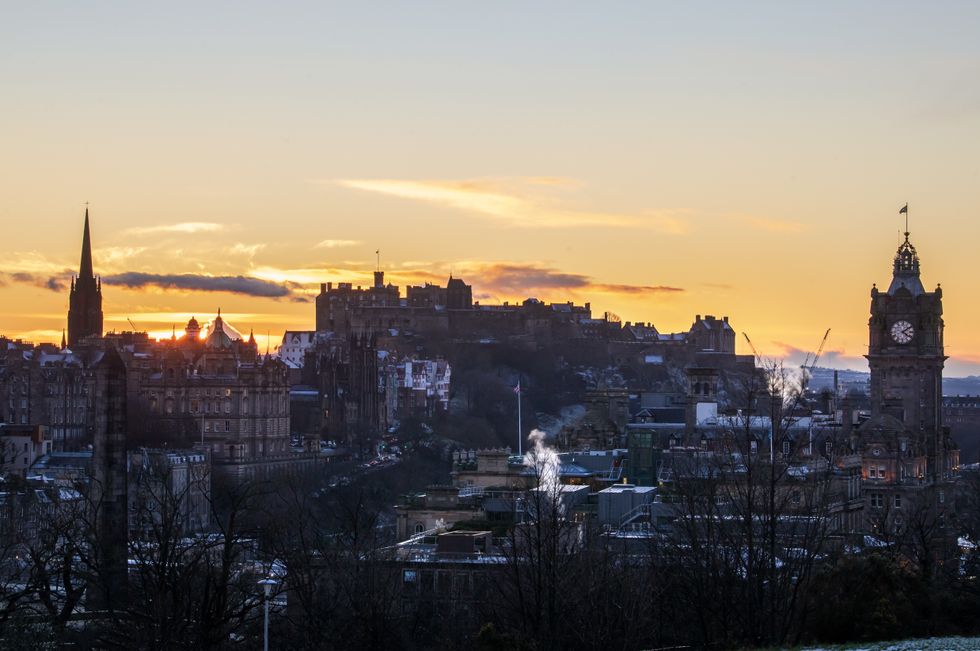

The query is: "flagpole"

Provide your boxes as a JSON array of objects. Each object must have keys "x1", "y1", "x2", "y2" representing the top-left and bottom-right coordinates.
[{"x1": 516, "y1": 381, "x2": 522, "y2": 457}]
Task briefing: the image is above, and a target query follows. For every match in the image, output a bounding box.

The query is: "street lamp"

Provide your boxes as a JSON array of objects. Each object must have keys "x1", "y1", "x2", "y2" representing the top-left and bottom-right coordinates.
[{"x1": 258, "y1": 577, "x2": 277, "y2": 651}]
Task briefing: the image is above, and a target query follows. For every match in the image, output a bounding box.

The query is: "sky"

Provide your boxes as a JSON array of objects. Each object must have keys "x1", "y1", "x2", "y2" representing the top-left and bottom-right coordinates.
[{"x1": 2, "y1": 2, "x2": 980, "y2": 374}]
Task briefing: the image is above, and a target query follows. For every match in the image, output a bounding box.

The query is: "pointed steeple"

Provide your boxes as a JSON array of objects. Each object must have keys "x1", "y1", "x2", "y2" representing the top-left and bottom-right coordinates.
[
  {"x1": 79, "y1": 207, "x2": 94, "y2": 281},
  {"x1": 61, "y1": 329, "x2": 67, "y2": 350},
  {"x1": 67, "y1": 207, "x2": 104, "y2": 347}
]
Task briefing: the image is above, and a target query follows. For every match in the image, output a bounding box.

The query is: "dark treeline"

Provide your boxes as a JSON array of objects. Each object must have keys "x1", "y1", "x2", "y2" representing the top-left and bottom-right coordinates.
[
  {"x1": 2, "y1": 354, "x2": 980, "y2": 651},
  {"x1": 0, "y1": 459, "x2": 978, "y2": 650}
]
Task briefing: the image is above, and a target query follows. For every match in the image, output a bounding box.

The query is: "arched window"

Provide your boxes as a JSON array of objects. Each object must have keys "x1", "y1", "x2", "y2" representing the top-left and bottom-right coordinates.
[{"x1": 414, "y1": 522, "x2": 425, "y2": 534}]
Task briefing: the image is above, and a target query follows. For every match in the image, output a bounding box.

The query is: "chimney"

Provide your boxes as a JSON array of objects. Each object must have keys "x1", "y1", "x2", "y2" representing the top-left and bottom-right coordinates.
[{"x1": 320, "y1": 283, "x2": 326, "y2": 294}]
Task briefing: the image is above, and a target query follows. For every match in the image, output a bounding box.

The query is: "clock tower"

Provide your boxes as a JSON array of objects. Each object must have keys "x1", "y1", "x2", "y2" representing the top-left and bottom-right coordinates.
[{"x1": 866, "y1": 231, "x2": 946, "y2": 479}]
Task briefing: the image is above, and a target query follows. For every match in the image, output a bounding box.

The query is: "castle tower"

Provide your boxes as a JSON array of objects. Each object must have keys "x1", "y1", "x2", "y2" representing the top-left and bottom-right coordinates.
[
  {"x1": 67, "y1": 208, "x2": 104, "y2": 347},
  {"x1": 866, "y1": 230, "x2": 946, "y2": 478}
]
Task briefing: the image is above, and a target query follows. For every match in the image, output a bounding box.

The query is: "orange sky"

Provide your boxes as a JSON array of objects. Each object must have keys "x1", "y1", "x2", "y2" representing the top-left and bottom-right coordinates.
[{"x1": 2, "y1": 4, "x2": 980, "y2": 374}]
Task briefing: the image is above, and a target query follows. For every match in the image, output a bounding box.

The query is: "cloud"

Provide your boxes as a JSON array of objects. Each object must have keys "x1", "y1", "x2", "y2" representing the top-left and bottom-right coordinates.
[
  {"x1": 331, "y1": 178, "x2": 688, "y2": 233},
  {"x1": 95, "y1": 246, "x2": 148, "y2": 265},
  {"x1": 126, "y1": 222, "x2": 225, "y2": 236},
  {"x1": 0, "y1": 271, "x2": 70, "y2": 292},
  {"x1": 457, "y1": 262, "x2": 683, "y2": 298},
  {"x1": 769, "y1": 340, "x2": 866, "y2": 370},
  {"x1": 247, "y1": 259, "x2": 681, "y2": 303},
  {"x1": 228, "y1": 242, "x2": 266, "y2": 257},
  {"x1": 101, "y1": 272, "x2": 293, "y2": 298},
  {"x1": 315, "y1": 239, "x2": 361, "y2": 249},
  {"x1": 2, "y1": 252, "x2": 72, "y2": 275}
]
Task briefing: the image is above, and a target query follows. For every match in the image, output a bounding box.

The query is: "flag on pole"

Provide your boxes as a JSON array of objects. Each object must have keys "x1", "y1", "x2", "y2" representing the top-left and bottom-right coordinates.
[
  {"x1": 899, "y1": 203, "x2": 908, "y2": 214},
  {"x1": 513, "y1": 382, "x2": 521, "y2": 394}
]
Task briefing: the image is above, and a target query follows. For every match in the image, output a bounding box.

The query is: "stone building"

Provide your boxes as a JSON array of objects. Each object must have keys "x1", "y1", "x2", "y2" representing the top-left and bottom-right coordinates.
[
  {"x1": 136, "y1": 313, "x2": 315, "y2": 482},
  {"x1": 304, "y1": 331, "x2": 384, "y2": 450},
  {"x1": 0, "y1": 424, "x2": 52, "y2": 474},
  {"x1": 128, "y1": 447, "x2": 211, "y2": 536}
]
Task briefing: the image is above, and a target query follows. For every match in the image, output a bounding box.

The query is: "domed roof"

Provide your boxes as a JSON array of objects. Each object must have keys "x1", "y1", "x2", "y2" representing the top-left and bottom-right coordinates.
[
  {"x1": 856, "y1": 413, "x2": 908, "y2": 436},
  {"x1": 204, "y1": 310, "x2": 242, "y2": 349},
  {"x1": 887, "y1": 233, "x2": 925, "y2": 296}
]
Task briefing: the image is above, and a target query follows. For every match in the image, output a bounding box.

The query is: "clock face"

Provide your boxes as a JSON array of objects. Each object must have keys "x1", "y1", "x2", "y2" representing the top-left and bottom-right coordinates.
[{"x1": 890, "y1": 320, "x2": 915, "y2": 344}]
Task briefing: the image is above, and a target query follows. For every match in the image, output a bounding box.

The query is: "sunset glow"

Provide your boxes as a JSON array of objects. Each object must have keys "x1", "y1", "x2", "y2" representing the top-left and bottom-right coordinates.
[{"x1": 3, "y1": 3, "x2": 980, "y2": 375}]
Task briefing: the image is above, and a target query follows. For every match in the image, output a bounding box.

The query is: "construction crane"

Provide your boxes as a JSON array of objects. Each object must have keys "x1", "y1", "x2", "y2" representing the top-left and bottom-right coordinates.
[
  {"x1": 743, "y1": 332, "x2": 762, "y2": 363},
  {"x1": 800, "y1": 328, "x2": 831, "y2": 387},
  {"x1": 127, "y1": 317, "x2": 138, "y2": 331}
]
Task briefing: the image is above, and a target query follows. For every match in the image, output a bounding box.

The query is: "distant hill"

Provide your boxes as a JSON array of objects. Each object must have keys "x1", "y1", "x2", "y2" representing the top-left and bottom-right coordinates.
[{"x1": 807, "y1": 367, "x2": 980, "y2": 397}]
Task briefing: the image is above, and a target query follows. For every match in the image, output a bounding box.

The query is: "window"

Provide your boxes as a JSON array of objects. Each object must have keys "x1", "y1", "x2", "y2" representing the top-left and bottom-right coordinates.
[
  {"x1": 870, "y1": 493, "x2": 883, "y2": 509},
  {"x1": 782, "y1": 440, "x2": 791, "y2": 456},
  {"x1": 939, "y1": 490, "x2": 945, "y2": 504},
  {"x1": 825, "y1": 440, "x2": 833, "y2": 455},
  {"x1": 414, "y1": 522, "x2": 425, "y2": 534},
  {"x1": 792, "y1": 489, "x2": 801, "y2": 505},
  {"x1": 894, "y1": 494, "x2": 902, "y2": 509},
  {"x1": 750, "y1": 440, "x2": 758, "y2": 454}
]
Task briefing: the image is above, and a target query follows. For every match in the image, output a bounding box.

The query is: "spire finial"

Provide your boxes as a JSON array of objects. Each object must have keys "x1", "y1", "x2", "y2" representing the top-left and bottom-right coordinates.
[{"x1": 61, "y1": 329, "x2": 66, "y2": 350}]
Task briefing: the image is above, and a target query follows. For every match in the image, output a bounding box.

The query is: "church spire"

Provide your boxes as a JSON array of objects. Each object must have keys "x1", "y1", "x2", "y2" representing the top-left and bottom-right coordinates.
[
  {"x1": 67, "y1": 207, "x2": 104, "y2": 347},
  {"x1": 79, "y1": 207, "x2": 94, "y2": 281}
]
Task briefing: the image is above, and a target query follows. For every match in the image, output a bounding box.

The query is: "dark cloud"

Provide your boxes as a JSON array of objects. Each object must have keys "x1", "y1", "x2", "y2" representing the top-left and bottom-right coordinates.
[
  {"x1": 471, "y1": 263, "x2": 682, "y2": 296},
  {"x1": 102, "y1": 272, "x2": 293, "y2": 298},
  {"x1": 0, "y1": 271, "x2": 69, "y2": 292},
  {"x1": 771, "y1": 341, "x2": 860, "y2": 368}
]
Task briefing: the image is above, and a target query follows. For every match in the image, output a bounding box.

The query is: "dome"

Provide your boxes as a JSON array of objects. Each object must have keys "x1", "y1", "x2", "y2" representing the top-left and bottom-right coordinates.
[
  {"x1": 203, "y1": 311, "x2": 243, "y2": 349},
  {"x1": 887, "y1": 234, "x2": 925, "y2": 296},
  {"x1": 856, "y1": 413, "x2": 908, "y2": 436}
]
